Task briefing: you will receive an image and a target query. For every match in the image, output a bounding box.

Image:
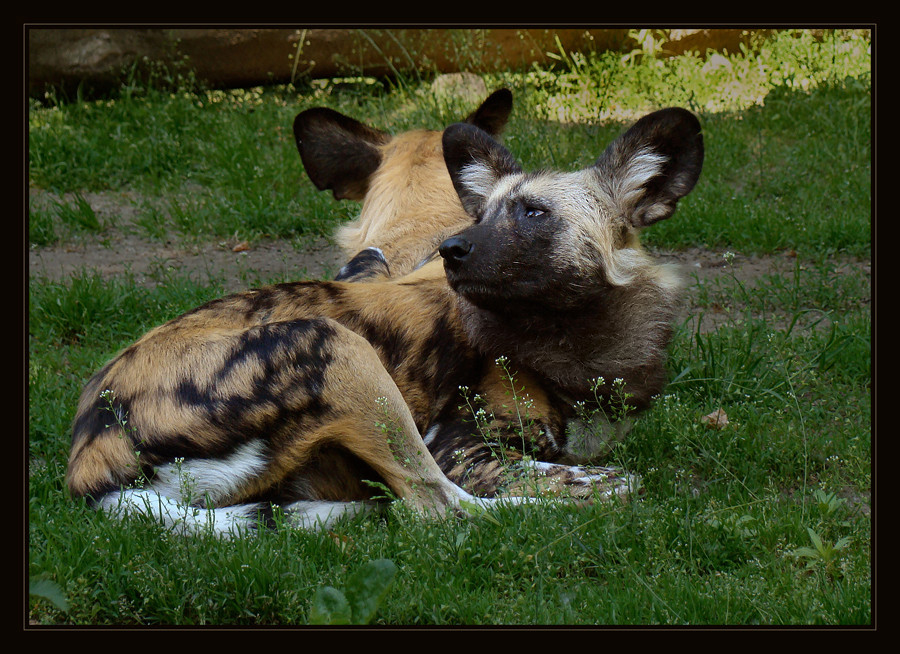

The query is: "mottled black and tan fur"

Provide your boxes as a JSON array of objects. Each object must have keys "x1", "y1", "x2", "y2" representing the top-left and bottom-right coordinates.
[{"x1": 67, "y1": 104, "x2": 703, "y2": 537}]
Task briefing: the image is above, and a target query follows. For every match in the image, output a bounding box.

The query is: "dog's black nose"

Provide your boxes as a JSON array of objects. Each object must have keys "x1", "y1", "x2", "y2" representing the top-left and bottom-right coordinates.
[{"x1": 439, "y1": 236, "x2": 473, "y2": 263}]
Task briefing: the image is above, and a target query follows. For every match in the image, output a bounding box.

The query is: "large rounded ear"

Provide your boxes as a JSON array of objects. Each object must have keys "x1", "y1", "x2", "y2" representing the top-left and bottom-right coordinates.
[
  {"x1": 293, "y1": 108, "x2": 390, "y2": 201},
  {"x1": 464, "y1": 88, "x2": 513, "y2": 137},
  {"x1": 593, "y1": 107, "x2": 704, "y2": 229},
  {"x1": 442, "y1": 123, "x2": 522, "y2": 218}
]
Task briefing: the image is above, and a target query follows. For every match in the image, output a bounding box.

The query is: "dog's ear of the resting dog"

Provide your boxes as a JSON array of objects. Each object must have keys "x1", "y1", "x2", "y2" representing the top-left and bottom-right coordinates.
[
  {"x1": 293, "y1": 88, "x2": 514, "y2": 201},
  {"x1": 442, "y1": 106, "x2": 704, "y2": 233}
]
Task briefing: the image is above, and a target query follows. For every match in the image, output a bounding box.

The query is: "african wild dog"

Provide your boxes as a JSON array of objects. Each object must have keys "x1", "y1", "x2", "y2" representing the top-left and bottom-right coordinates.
[
  {"x1": 293, "y1": 88, "x2": 512, "y2": 281},
  {"x1": 65, "y1": 106, "x2": 703, "y2": 537}
]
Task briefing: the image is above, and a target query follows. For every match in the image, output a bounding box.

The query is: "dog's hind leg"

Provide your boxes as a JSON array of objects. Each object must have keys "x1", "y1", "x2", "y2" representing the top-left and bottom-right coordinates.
[{"x1": 261, "y1": 320, "x2": 526, "y2": 526}]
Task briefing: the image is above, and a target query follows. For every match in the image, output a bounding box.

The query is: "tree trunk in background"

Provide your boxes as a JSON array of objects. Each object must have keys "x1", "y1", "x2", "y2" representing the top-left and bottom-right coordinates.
[{"x1": 28, "y1": 27, "x2": 774, "y2": 99}]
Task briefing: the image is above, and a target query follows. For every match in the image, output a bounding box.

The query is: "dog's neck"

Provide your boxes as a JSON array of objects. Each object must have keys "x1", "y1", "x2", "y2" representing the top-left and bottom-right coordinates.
[{"x1": 455, "y1": 275, "x2": 682, "y2": 411}]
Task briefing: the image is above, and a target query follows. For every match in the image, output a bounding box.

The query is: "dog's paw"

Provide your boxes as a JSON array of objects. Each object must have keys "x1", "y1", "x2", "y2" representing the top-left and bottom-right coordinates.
[{"x1": 501, "y1": 459, "x2": 641, "y2": 501}]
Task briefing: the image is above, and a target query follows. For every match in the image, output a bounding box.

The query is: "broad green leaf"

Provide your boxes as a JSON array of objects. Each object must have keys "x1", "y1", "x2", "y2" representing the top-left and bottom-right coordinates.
[
  {"x1": 29, "y1": 577, "x2": 69, "y2": 612},
  {"x1": 309, "y1": 586, "x2": 351, "y2": 625},
  {"x1": 345, "y1": 558, "x2": 398, "y2": 625}
]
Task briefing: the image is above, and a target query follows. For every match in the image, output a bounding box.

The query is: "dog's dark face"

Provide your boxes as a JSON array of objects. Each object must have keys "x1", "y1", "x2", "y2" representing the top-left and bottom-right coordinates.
[
  {"x1": 439, "y1": 108, "x2": 704, "y2": 313},
  {"x1": 437, "y1": 168, "x2": 597, "y2": 312}
]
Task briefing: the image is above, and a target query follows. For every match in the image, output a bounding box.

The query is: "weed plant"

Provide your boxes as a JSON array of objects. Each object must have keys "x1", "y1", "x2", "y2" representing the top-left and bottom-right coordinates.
[{"x1": 27, "y1": 29, "x2": 871, "y2": 626}]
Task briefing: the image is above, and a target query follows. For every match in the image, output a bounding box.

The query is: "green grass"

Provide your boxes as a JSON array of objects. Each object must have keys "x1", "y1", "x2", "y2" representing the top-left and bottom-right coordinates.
[
  {"x1": 28, "y1": 29, "x2": 871, "y2": 255},
  {"x1": 27, "y1": 29, "x2": 871, "y2": 626}
]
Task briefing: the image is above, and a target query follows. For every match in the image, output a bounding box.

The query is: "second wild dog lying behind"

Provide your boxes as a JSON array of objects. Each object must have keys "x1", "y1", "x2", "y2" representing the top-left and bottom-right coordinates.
[
  {"x1": 293, "y1": 89, "x2": 513, "y2": 280},
  {"x1": 65, "y1": 107, "x2": 703, "y2": 537}
]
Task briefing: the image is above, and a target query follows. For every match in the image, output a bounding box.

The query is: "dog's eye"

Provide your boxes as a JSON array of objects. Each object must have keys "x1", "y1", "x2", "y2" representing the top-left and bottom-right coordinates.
[{"x1": 524, "y1": 206, "x2": 546, "y2": 219}]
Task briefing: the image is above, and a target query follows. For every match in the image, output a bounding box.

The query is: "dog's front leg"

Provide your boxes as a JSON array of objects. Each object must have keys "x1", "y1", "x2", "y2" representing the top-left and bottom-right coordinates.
[{"x1": 424, "y1": 417, "x2": 639, "y2": 502}]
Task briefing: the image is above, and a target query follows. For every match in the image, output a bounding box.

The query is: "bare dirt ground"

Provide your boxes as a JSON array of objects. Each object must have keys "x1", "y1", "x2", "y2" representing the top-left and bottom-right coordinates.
[
  {"x1": 26, "y1": 228, "x2": 795, "y2": 292},
  {"x1": 27, "y1": 190, "x2": 871, "y2": 334}
]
